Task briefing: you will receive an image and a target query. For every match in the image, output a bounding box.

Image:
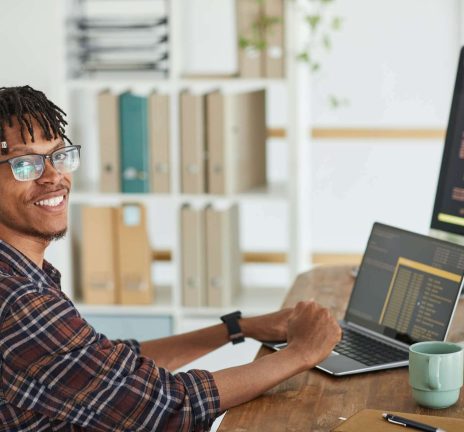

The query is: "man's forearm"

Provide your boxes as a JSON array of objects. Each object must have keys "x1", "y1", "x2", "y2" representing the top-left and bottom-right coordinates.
[
  {"x1": 140, "y1": 323, "x2": 230, "y2": 370},
  {"x1": 139, "y1": 317, "x2": 266, "y2": 370},
  {"x1": 139, "y1": 310, "x2": 292, "y2": 370},
  {"x1": 212, "y1": 347, "x2": 307, "y2": 411}
]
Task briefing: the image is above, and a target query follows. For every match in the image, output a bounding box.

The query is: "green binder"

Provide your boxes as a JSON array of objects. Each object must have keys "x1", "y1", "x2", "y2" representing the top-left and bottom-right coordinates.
[{"x1": 119, "y1": 91, "x2": 150, "y2": 193}]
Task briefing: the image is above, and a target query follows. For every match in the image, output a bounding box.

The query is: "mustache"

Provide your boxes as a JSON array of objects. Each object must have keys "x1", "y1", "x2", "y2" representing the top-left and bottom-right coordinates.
[{"x1": 28, "y1": 184, "x2": 70, "y2": 203}]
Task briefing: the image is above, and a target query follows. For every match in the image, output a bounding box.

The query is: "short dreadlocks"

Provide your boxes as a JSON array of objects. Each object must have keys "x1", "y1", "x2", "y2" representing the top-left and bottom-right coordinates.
[{"x1": 0, "y1": 85, "x2": 72, "y2": 155}]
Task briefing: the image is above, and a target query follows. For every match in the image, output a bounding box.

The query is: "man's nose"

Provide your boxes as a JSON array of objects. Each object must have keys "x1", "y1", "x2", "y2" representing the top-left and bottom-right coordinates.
[{"x1": 36, "y1": 159, "x2": 63, "y2": 184}]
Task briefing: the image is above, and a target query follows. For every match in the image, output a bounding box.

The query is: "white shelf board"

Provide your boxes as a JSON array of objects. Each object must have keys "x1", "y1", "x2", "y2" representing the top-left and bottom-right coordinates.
[
  {"x1": 70, "y1": 183, "x2": 288, "y2": 205},
  {"x1": 66, "y1": 77, "x2": 171, "y2": 89},
  {"x1": 70, "y1": 192, "x2": 172, "y2": 205},
  {"x1": 178, "y1": 183, "x2": 288, "y2": 203},
  {"x1": 76, "y1": 303, "x2": 175, "y2": 316},
  {"x1": 178, "y1": 77, "x2": 286, "y2": 88},
  {"x1": 66, "y1": 77, "x2": 285, "y2": 90},
  {"x1": 74, "y1": 285, "x2": 287, "y2": 318},
  {"x1": 181, "y1": 286, "x2": 287, "y2": 318},
  {"x1": 236, "y1": 183, "x2": 288, "y2": 200},
  {"x1": 74, "y1": 284, "x2": 174, "y2": 315}
]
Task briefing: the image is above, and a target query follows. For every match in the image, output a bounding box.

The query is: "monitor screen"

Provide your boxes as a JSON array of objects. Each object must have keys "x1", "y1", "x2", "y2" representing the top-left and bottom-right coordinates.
[
  {"x1": 431, "y1": 47, "x2": 464, "y2": 238},
  {"x1": 345, "y1": 223, "x2": 464, "y2": 344}
]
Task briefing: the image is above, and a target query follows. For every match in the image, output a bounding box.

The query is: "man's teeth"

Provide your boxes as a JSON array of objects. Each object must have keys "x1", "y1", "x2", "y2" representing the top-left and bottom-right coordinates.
[{"x1": 35, "y1": 196, "x2": 65, "y2": 207}]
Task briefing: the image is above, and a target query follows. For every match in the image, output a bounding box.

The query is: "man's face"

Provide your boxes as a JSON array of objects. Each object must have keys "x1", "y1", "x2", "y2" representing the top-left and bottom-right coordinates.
[{"x1": 0, "y1": 118, "x2": 72, "y2": 243}]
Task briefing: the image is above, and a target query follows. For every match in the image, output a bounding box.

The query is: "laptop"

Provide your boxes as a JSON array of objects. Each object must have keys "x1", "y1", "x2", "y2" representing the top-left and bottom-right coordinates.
[{"x1": 264, "y1": 222, "x2": 464, "y2": 376}]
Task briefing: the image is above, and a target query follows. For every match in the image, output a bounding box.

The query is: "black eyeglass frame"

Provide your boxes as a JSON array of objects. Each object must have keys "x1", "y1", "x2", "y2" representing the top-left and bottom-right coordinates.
[{"x1": 0, "y1": 144, "x2": 82, "y2": 181}]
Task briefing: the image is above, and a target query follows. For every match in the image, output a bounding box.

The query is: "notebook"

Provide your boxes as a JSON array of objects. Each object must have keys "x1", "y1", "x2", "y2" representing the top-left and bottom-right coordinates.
[
  {"x1": 264, "y1": 222, "x2": 464, "y2": 375},
  {"x1": 331, "y1": 409, "x2": 464, "y2": 432}
]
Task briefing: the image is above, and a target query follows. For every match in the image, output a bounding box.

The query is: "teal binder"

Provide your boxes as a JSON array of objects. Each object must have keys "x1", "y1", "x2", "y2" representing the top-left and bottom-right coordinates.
[{"x1": 119, "y1": 91, "x2": 150, "y2": 193}]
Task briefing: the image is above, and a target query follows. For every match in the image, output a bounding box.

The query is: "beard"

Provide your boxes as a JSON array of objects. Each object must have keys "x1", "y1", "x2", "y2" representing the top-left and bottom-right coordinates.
[
  {"x1": 25, "y1": 226, "x2": 68, "y2": 242},
  {"x1": 0, "y1": 201, "x2": 68, "y2": 243},
  {"x1": 0, "y1": 217, "x2": 68, "y2": 242}
]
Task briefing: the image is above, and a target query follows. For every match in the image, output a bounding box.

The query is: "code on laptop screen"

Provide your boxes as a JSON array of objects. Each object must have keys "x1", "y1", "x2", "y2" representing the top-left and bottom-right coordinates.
[{"x1": 345, "y1": 223, "x2": 464, "y2": 343}]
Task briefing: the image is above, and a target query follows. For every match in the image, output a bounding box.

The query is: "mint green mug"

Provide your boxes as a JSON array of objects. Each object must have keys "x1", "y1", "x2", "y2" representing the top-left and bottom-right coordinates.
[{"x1": 409, "y1": 341, "x2": 463, "y2": 409}]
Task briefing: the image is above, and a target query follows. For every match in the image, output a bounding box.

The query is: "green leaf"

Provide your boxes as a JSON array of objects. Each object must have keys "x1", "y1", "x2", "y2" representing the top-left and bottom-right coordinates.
[
  {"x1": 328, "y1": 95, "x2": 350, "y2": 109},
  {"x1": 331, "y1": 16, "x2": 343, "y2": 30},
  {"x1": 238, "y1": 37, "x2": 250, "y2": 49},
  {"x1": 322, "y1": 34, "x2": 331, "y2": 50},
  {"x1": 263, "y1": 16, "x2": 281, "y2": 28},
  {"x1": 305, "y1": 14, "x2": 321, "y2": 31},
  {"x1": 329, "y1": 95, "x2": 339, "y2": 108},
  {"x1": 310, "y1": 62, "x2": 320, "y2": 72},
  {"x1": 252, "y1": 20, "x2": 263, "y2": 31},
  {"x1": 297, "y1": 52, "x2": 310, "y2": 62}
]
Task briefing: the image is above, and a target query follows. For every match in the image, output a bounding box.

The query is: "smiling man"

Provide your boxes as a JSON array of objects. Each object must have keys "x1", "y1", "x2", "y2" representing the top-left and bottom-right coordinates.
[{"x1": 0, "y1": 86, "x2": 341, "y2": 431}]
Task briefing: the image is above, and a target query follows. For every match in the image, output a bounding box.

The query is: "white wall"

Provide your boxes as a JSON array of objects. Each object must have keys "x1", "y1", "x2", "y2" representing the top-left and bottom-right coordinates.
[
  {"x1": 0, "y1": 0, "x2": 65, "y2": 104},
  {"x1": 312, "y1": 0, "x2": 459, "y2": 126},
  {"x1": 311, "y1": 139, "x2": 443, "y2": 251},
  {"x1": 310, "y1": 0, "x2": 461, "y2": 252}
]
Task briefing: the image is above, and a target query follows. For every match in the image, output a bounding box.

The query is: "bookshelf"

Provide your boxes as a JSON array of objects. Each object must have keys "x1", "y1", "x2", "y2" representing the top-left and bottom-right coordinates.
[{"x1": 53, "y1": 0, "x2": 311, "y2": 337}]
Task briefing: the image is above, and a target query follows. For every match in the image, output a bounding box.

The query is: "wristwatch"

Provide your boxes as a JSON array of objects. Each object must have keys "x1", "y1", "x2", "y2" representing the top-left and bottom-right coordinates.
[{"x1": 220, "y1": 310, "x2": 245, "y2": 344}]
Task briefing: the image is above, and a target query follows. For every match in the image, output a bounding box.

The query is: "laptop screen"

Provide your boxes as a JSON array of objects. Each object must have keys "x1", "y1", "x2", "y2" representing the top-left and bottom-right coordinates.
[{"x1": 345, "y1": 223, "x2": 464, "y2": 345}]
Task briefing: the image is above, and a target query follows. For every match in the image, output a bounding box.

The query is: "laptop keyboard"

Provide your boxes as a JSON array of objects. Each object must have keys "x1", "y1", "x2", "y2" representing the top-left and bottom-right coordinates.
[{"x1": 335, "y1": 327, "x2": 408, "y2": 366}]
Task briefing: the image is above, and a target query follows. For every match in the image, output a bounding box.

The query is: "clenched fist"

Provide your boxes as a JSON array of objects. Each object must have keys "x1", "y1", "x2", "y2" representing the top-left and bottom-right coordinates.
[{"x1": 286, "y1": 300, "x2": 342, "y2": 368}]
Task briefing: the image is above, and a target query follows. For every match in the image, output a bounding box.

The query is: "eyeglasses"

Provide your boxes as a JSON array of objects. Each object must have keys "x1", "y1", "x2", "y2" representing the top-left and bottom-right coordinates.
[{"x1": 0, "y1": 145, "x2": 81, "y2": 182}]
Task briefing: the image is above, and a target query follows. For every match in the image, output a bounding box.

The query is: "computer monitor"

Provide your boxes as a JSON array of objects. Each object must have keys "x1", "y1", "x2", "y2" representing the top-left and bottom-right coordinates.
[{"x1": 430, "y1": 46, "x2": 464, "y2": 246}]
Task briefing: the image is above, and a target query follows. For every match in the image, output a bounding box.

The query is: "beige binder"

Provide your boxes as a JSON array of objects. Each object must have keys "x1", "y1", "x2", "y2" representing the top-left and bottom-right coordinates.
[
  {"x1": 206, "y1": 89, "x2": 267, "y2": 194},
  {"x1": 81, "y1": 207, "x2": 119, "y2": 304},
  {"x1": 180, "y1": 90, "x2": 207, "y2": 193},
  {"x1": 97, "y1": 90, "x2": 121, "y2": 193},
  {"x1": 206, "y1": 90, "x2": 225, "y2": 194},
  {"x1": 237, "y1": 0, "x2": 264, "y2": 77},
  {"x1": 206, "y1": 204, "x2": 241, "y2": 307},
  {"x1": 181, "y1": 204, "x2": 208, "y2": 307},
  {"x1": 115, "y1": 204, "x2": 154, "y2": 305},
  {"x1": 264, "y1": 0, "x2": 285, "y2": 78},
  {"x1": 148, "y1": 91, "x2": 170, "y2": 193}
]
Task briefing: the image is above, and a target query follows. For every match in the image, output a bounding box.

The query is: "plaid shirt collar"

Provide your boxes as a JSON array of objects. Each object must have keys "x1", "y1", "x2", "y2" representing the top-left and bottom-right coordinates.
[{"x1": 0, "y1": 239, "x2": 61, "y2": 288}]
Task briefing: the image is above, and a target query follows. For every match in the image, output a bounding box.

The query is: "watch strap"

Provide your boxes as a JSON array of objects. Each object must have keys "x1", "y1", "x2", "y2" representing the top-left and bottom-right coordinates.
[{"x1": 220, "y1": 310, "x2": 245, "y2": 344}]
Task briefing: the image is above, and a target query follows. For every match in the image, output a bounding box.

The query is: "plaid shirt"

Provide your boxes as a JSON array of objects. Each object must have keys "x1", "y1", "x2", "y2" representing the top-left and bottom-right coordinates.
[{"x1": 0, "y1": 240, "x2": 221, "y2": 431}]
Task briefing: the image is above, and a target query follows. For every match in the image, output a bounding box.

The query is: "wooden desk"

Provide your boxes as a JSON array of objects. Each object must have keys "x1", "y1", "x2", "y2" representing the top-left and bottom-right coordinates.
[{"x1": 218, "y1": 265, "x2": 464, "y2": 432}]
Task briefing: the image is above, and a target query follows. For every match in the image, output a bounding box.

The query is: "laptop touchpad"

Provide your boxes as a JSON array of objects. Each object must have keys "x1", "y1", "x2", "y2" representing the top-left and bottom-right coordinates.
[{"x1": 317, "y1": 353, "x2": 365, "y2": 375}]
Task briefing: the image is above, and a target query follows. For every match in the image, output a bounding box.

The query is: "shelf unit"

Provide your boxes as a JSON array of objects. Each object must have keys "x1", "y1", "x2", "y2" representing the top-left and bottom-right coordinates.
[{"x1": 51, "y1": 0, "x2": 312, "y2": 337}]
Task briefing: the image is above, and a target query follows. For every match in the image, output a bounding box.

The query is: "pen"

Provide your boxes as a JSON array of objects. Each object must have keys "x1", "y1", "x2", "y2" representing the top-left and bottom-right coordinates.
[{"x1": 382, "y1": 413, "x2": 446, "y2": 432}]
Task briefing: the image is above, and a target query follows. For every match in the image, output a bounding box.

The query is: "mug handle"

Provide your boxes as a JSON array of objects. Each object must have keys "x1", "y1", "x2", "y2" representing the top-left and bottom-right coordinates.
[{"x1": 428, "y1": 356, "x2": 441, "y2": 390}]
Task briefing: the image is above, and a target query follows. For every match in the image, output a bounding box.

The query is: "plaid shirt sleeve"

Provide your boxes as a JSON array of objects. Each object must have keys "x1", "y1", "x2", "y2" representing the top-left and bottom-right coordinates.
[
  {"x1": 0, "y1": 287, "x2": 221, "y2": 431},
  {"x1": 111, "y1": 338, "x2": 141, "y2": 356}
]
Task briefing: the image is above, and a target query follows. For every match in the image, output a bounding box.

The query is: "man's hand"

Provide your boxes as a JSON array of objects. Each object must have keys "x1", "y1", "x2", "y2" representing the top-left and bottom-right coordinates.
[
  {"x1": 240, "y1": 308, "x2": 293, "y2": 342},
  {"x1": 213, "y1": 300, "x2": 342, "y2": 410},
  {"x1": 286, "y1": 300, "x2": 342, "y2": 368}
]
